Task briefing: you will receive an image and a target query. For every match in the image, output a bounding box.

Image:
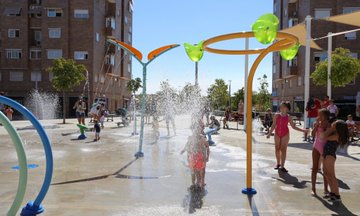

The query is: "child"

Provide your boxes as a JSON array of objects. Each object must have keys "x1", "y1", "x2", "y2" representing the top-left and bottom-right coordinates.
[
  {"x1": 152, "y1": 115, "x2": 160, "y2": 140},
  {"x1": 5, "y1": 106, "x2": 14, "y2": 121},
  {"x1": 321, "y1": 120, "x2": 349, "y2": 201},
  {"x1": 310, "y1": 109, "x2": 330, "y2": 196},
  {"x1": 94, "y1": 119, "x2": 101, "y2": 141},
  {"x1": 267, "y1": 102, "x2": 308, "y2": 172},
  {"x1": 263, "y1": 108, "x2": 273, "y2": 132},
  {"x1": 346, "y1": 114, "x2": 356, "y2": 141},
  {"x1": 181, "y1": 120, "x2": 209, "y2": 188}
]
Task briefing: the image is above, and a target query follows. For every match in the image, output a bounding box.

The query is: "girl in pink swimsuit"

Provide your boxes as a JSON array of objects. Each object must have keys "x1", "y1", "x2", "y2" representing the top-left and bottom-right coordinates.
[
  {"x1": 311, "y1": 109, "x2": 330, "y2": 196},
  {"x1": 267, "y1": 102, "x2": 308, "y2": 173}
]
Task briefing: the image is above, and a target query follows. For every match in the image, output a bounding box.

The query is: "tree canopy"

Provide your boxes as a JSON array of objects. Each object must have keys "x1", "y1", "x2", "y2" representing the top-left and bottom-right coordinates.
[
  {"x1": 207, "y1": 79, "x2": 229, "y2": 110},
  {"x1": 255, "y1": 74, "x2": 272, "y2": 112},
  {"x1": 127, "y1": 77, "x2": 142, "y2": 94},
  {"x1": 311, "y1": 47, "x2": 360, "y2": 87}
]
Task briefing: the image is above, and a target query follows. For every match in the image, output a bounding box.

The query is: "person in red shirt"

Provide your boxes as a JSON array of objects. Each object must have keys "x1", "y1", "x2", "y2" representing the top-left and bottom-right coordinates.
[
  {"x1": 322, "y1": 96, "x2": 330, "y2": 109},
  {"x1": 305, "y1": 97, "x2": 321, "y2": 141}
]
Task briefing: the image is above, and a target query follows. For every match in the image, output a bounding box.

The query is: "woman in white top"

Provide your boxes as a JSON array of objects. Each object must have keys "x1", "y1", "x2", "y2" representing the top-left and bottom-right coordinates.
[{"x1": 327, "y1": 100, "x2": 339, "y2": 119}]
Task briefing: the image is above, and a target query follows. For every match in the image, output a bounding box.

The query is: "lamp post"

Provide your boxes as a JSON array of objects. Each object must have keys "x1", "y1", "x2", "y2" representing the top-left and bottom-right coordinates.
[
  {"x1": 304, "y1": 15, "x2": 312, "y2": 130},
  {"x1": 107, "y1": 38, "x2": 179, "y2": 158},
  {"x1": 229, "y1": 80, "x2": 232, "y2": 108},
  {"x1": 327, "y1": 32, "x2": 332, "y2": 99}
]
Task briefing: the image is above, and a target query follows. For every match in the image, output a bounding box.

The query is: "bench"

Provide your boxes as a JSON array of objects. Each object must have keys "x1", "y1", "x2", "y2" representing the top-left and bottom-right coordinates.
[{"x1": 106, "y1": 113, "x2": 116, "y2": 122}]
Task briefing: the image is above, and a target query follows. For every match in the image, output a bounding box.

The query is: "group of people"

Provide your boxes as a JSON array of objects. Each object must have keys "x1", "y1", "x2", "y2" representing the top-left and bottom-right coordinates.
[
  {"x1": 267, "y1": 100, "x2": 350, "y2": 201},
  {"x1": 73, "y1": 98, "x2": 109, "y2": 142}
]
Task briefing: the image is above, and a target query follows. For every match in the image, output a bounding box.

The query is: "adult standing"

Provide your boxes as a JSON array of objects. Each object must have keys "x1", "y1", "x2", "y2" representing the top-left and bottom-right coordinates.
[
  {"x1": 327, "y1": 99, "x2": 339, "y2": 119},
  {"x1": 305, "y1": 96, "x2": 321, "y2": 141},
  {"x1": 0, "y1": 92, "x2": 5, "y2": 113},
  {"x1": 73, "y1": 98, "x2": 86, "y2": 125}
]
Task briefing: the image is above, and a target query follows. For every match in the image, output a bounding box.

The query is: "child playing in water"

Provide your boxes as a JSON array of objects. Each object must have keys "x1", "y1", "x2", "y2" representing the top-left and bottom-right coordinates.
[
  {"x1": 311, "y1": 109, "x2": 330, "y2": 196},
  {"x1": 152, "y1": 115, "x2": 160, "y2": 140},
  {"x1": 94, "y1": 119, "x2": 101, "y2": 141},
  {"x1": 267, "y1": 102, "x2": 309, "y2": 172},
  {"x1": 181, "y1": 119, "x2": 209, "y2": 188},
  {"x1": 5, "y1": 106, "x2": 14, "y2": 120},
  {"x1": 321, "y1": 120, "x2": 349, "y2": 201}
]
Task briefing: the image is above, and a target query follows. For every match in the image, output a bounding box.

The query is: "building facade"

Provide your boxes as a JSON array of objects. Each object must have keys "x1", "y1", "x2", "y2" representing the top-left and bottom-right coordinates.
[
  {"x1": 273, "y1": 0, "x2": 360, "y2": 114},
  {"x1": 0, "y1": 0, "x2": 133, "y2": 117}
]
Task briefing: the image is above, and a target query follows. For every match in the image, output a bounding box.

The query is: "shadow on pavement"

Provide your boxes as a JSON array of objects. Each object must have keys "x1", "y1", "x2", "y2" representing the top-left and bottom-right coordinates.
[
  {"x1": 52, "y1": 157, "x2": 139, "y2": 185},
  {"x1": 247, "y1": 194, "x2": 260, "y2": 216},
  {"x1": 182, "y1": 185, "x2": 206, "y2": 214},
  {"x1": 274, "y1": 171, "x2": 308, "y2": 189},
  {"x1": 315, "y1": 196, "x2": 358, "y2": 216}
]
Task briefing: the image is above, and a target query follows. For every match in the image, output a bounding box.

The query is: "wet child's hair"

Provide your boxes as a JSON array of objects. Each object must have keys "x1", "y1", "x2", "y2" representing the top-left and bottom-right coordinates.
[
  {"x1": 280, "y1": 102, "x2": 291, "y2": 111},
  {"x1": 334, "y1": 120, "x2": 349, "y2": 148},
  {"x1": 318, "y1": 108, "x2": 330, "y2": 121}
]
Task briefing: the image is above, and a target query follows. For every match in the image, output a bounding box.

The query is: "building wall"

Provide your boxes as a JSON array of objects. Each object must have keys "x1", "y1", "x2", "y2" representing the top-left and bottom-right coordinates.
[
  {"x1": 0, "y1": 0, "x2": 133, "y2": 117},
  {"x1": 273, "y1": 0, "x2": 360, "y2": 112}
]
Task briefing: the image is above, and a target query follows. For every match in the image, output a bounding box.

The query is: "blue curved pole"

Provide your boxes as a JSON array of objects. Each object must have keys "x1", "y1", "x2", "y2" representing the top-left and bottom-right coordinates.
[{"x1": 0, "y1": 96, "x2": 53, "y2": 216}]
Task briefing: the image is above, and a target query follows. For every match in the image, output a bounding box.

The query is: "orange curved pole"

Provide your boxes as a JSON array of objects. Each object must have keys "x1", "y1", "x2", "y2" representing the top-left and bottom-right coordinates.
[
  {"x1": 148, "y1": 44, "x2": 179, "y2": 61},
  {"x1": 107, "y1": 38, "x2": 143, "y2": 61}
]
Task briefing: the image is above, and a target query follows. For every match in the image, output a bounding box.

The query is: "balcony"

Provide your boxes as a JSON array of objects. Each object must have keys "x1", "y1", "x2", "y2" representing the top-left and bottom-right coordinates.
[
  {"x1": 288, "y1": 1, "x2": 298, "y2": 19},
  {"x1": 283, "y1": 66, "x2": 298, "y2": 79}
]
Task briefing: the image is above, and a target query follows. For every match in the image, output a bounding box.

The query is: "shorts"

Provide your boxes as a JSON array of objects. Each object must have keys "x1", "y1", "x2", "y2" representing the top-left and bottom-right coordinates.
[
  {"x1": 94, "y1": 123, "x2": 101, "y2": 133},
  {"x1": 323, "y1": 141, "x2": 338, "y2": 159},
  {"x1": 306, "y1": 117, "x2": 316, "y2": 129},
  {"x1": 76, "y1": 112, "x2": 85, "y2": 118}
]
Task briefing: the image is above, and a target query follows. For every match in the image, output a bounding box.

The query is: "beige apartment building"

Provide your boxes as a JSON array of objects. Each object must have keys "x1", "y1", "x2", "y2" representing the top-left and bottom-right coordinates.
[
  {"x1": 0, "y1": 0, "x2": 134, "y2": 117},
  {"x1": 273, "y1": 0, "x2": 360, "y2": 116}
]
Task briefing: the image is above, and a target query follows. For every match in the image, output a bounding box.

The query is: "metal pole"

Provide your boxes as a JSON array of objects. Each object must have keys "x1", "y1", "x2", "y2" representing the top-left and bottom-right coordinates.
[
  {"x1": 327, "y1": 33, "x2": 332, "y2": 99},
  {"x1": 304, "y1": 15, "x2": 312, "y2": 129},
  {"x1": 244, "y1": 38, "x2": 249, "y2": 129},
  {"x1": 135, "y1": 64, "x2": 146, "y2": 158},
  {"x1": 195, "y1": 61, "x2": 199, "y2": 86},
  {"x1": 229, "y1": 80, "x2": 232, "y2": 107},
  {"x1": 132, "y1": 94, "x2": 138, "y2": 135}
]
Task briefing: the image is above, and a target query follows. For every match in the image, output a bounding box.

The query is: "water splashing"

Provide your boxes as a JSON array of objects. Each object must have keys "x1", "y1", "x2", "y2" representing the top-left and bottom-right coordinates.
[{"x1": 25, "y1": 90, "x2": 59, "y2": 120}]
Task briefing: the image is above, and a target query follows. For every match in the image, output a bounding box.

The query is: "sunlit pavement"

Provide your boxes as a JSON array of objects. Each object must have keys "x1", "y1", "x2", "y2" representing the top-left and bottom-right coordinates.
[{"x1": 1, "y1": 116, "x2": 360, "y2": 215}]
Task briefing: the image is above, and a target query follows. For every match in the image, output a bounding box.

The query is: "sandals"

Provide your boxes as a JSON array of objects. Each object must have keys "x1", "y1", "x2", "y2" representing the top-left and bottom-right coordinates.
[
  {"x1": 280, "y1": 167, "x2": 288, "y2": 173},
  {"x1": 274, "y1": 164, "x2": 281, "y2": 170}
]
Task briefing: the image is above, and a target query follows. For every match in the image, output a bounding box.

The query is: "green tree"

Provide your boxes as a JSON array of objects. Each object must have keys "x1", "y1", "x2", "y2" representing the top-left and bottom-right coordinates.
[
  {"x1": 231, "y1": 87, "x2": 245, "y2": 110},
  {"x1": 255, "y1": 75, "x2": 271, "y2": 112},
  {"x1": 207, "y1": 79, "x2": 229, "y2": 110},
  {"x1": 47, "y1": 58, "x2": 86, "y2": 123},
  {"x1": 127, "y1": 77, "x2": 142, "y2": 94},
  {"x1": 311, "y1": 47, "x2": 360, "y2": 87}
]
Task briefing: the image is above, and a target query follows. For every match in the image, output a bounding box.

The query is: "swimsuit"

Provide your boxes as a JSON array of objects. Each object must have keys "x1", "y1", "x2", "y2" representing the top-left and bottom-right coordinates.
[
  {"x1": 313, "y1": 127, "x2": 326, "y2": 155},
  {"x1": 275, "y1": 114, "x2": 289, "y2": 138},
  {"x1": 189, "y1": 152, "x2": 205, "y2": 171},
  {"x1": 323, "y1": 141, "x2": 338, "y2": 159}
]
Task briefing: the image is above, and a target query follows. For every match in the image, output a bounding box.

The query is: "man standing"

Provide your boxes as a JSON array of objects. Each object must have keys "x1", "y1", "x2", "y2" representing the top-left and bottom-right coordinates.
[{"x1": 304, "y1": 96, "x2": 321, "y2": 141}]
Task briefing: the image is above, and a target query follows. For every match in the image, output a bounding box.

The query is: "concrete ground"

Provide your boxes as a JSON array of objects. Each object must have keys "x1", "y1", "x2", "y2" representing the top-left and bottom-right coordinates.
[{"x1": 0, "y1": 116, "x2": 360, "y2": 216}]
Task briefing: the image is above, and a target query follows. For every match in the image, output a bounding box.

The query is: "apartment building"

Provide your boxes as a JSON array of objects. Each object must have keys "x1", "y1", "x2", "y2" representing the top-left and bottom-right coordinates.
[
  {"x1": 0, "y1": 0, "x2": 134, "y2": 117},
  {"x1": 273, "y1": 0, "x2": 360, "y2": 114}
]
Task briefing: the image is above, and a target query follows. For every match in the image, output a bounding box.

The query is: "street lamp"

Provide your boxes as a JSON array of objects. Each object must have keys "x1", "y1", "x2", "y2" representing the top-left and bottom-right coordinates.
[{"x1": 107, "y1": 38, "x2": 179, "y2": 158}]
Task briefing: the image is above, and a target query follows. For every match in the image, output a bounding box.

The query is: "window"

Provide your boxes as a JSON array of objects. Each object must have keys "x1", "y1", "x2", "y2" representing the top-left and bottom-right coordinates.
[
  {"x1": 10, "y1": 71, "x2": 23, "y2": 81},
  {"x1": 129, "y1": 26, "x2": 132, "y2": 33},
  {"x1": 47, "y1": 8, "x2": 63, "y2": 17},
  {"x1": 124, "y1": 16, "x2": 128, "y2": 24},
  {"x1": 288, "y1": 56, "x2": 298, "y2": 67},
  {"x1": 49, "y1": 72, "x2": 54, "y2": 81},
  {"x1": 273, "y1": 64, "x2": 276, "y2": 74},
  {"x1": 8, "y1": 29, "x2": 20, "y2": 38},
  {"x1": 5, "y1": 7, "x2": 21, "y2": 16},
  {"x1": 289, "y1": 79, "x2": 292, "y2": 89},
  {"x1": 343, "y1": 7, "x2": 360, "y2": 14},
  {"x1": 297, "y1": 76, "x2": 302, "y2": 86},
  {"x1": 345, "y1": 32, "x2": 356, "y2": 40},
  {"x1": 288, "y1": 18, "x2": 298, "y2": 28},
  {"x1": 0, "y1": 72, "x2": 2, "y2": 81},
  {"x1": 314, "y1": 8, "x2": 331, "y2": 19},
  {"x1": 6, "y1": 49, "x2": 22, "y2": 59},
  {"x1": 128, "y1": 1, "x2": 133, "y2": 13},
  {"x1": 74, "y1": 51, "x2": 88, "y2": 60},
  {"x1": 47, "y1": 49, "x2": 62, "y2": 59},
  {"x1": 30, "y1": 48, "x2": 42, "y2": 59},
  {"x1": 96, "y1": 32, "x2": 100, "y2": 42},
  {"x1": 74, "y1": 9, "x2": 89, "y2": 19},
  {"x1": 110, "y1": 55, "x2": 115, "y2": 65},
  {"x1": 49, "y1": 28, "x2": 61, "y2": 38},
  {"x1": 314, "y1": 52, "x2": 327, "y2": 63},
  {"x1": 128, "y1": 64, "x2": 131, "y2": 73},
  {"x1": 34, "y1": 30, "x2": 42, "y2": 42},
  {"x1": 128, "y1": 33, "x2": 132, "y2": 43},
  {"x1": 31, "y1": 71, "x2": 42, "y2": 82},
  {"x1": 351, "y1": 52, "x2": 358, "y2": 59}
]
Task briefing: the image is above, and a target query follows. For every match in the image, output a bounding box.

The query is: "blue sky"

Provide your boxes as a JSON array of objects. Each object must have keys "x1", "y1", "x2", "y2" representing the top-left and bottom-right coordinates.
[{"x1": 131, "y1": 0, "x2": 274, "y2": 95}]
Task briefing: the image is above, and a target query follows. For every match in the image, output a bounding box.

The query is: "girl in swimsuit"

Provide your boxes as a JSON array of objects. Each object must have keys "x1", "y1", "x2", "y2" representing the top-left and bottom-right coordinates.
[
  {"x1": 311, "y1": 109, "x2": 330, "y2": 196},
  {"x1": 321, "y1": 120, "x2": 349, "y2": 202},
  {"x1": 267, "y1": 102, "x2": 309, "y2": 172}
]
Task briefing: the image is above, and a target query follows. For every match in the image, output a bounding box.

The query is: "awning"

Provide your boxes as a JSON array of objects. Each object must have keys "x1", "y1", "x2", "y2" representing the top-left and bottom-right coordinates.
[
  {"x1": 4, "y1": 7, "x2": 21, "y2": 15},
  {"x1": 324, "y1": 10, "x2": 360, "y2": 27},
  {"x1": 280, "y1": 23, "x2": 322, "y2": 50}
]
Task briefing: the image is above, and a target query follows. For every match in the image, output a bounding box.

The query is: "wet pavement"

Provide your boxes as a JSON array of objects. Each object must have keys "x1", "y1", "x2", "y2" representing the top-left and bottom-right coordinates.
[{"x1": 1, "y1": 116, "x2": 360, "y2": 215}]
